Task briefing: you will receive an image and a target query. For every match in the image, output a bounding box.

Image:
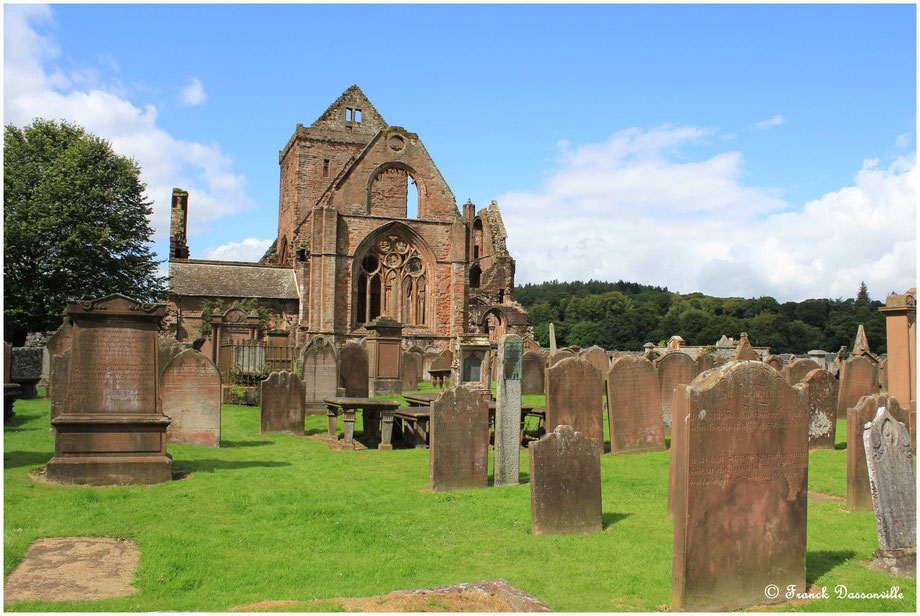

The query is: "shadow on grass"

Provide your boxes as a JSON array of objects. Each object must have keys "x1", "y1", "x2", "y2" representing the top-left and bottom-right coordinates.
[
  {"x1": 4, "y1": 412, "x2": 37, "y2": 431},
  {"x1": 602, "y1": 512, "x2": 632, "y2": 528},
  {"x1": 221, "y1": 440, "x2": 271, "y2": 448},
  {"x1": 4, "y1": 450, "x2": 52, "y2": 468},
  {"x1": 806, "y1": 550, "x2": 857, "y2": 583},
  {"x1": 835, "y1": 442, "x2": 847, "y2": 450},
  {"x1": 177, "y1": 459, "x2": 292, "y2": 473}
]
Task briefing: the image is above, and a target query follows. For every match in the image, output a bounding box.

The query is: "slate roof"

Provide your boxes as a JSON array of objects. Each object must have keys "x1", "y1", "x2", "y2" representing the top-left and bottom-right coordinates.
[{"x1": 169, "y1": 260, "x2": 298, "y2": 300}]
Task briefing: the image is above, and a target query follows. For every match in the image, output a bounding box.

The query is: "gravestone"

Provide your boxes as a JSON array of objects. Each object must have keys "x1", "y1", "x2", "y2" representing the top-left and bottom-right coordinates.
[
  {"x1": 853, "y1": 323, "x2": 872, "y2": 357},
  {"x1": 548, "y1": 349, "x2": 576, "y2": 367},
  {"x1": 260, "y1": 371, "x2": 305, "y2": 435},
  {"x1": 847, "y1": 393, "x2": 906, "y2": 511},
  {"x1": 671, "y1": 361, "x2": 808, "y2": 611},
  {"x1": 529, "y1": 425, "x2": 602, "y2": 535},
  {"x1": 160, "y1": 350, "x2": 221, "y2": 447},
  {"x1": 10, "y1": 347, "x2": 43, "y2": 399},
  {"x1": 401, "y1": 351, "x2": 419, "y2": 392},
  {"x1": 655, "y1": 351, "x2": 699, "y2": 429},
  {"x1": 864, "y1": 407, "x2": 917, "y2": 577},
  {"x1": 46, "y1": 321, "x2": 73, "y2": 400},
  {"x1": 732, "y1": 333, "x2": 759, "y2": 360},
  {"x1": 879, "y1": 357, "x2": 889, "y2": 390},
  {"x1": 339, "y1": 342, "x2": 369, "y2": 397},
  {"x1": 606, "y1": 355, "x2": 665, "y2": 454},
  {"x1": 696, "y1": 351, "x2": 715, "y2": 373},
  {"x1": 837, "y1": 355, "x2": 879, "y2": 418},
  {"x1": 522, "y1": 336, "x2": 540, "y2": 354},
  {"x1": 49, "y1": 349, "x2": 70, "y2": 432},
  {"x1": 783, "y1": 358, "x2": 820, "y2": 386},
  {"x1": 580, "y1": 346, "x2": 609, "y2": 378},
  {"x1": 422, "y1": 347, "x2": 440, "y2": 382},
  {"x1": 799, "y1": 369, "x2": 839, "y2": 450},
  {"x1": 548, "y1": 322, "x2": 557, "y2": 355},
  {"x1": 366, "y1": 318, "x2": 402, "y2": 396},
  {"x1": 494, "y1": 334, "x2": 524, "y2": 487},
  {"x1": 300, "y1": 335, "x2": 339, "y2": 413},
  {"x1": 764, "y1": 355, "x2": 783, "y2": 371},
  {"x1": 157, "y1": 336, "x2": 186, "y2": 377},
  {"x1": 521, "y1": 351, "x2": 544, "y2": 395},
  {"x1": 46, "y1": 294, "x2": 172, "y2": 485},
  {"x1": 407, "y1": 346, "x2": 425, "y2": 380},
  {"x1": 545, "y1": 357, "x2": 604, "y2": 448},
  {"x1": 454, "y1": 335, "x2": 491, "y2": 393},
  {"x1": 429, "y1": 385, "x2": 489, "y2": 492}
]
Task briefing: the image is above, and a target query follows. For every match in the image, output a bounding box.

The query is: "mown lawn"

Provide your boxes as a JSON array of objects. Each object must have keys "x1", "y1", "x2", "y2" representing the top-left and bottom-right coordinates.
[{"x1": 3, "y1": 388, "x2": 915, "y2": 612}]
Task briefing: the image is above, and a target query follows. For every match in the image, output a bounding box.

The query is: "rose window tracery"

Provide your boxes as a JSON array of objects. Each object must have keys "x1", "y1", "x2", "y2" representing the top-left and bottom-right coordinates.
[{"x1": 355, "y1": 234, "x2": 428, "y2": 327}]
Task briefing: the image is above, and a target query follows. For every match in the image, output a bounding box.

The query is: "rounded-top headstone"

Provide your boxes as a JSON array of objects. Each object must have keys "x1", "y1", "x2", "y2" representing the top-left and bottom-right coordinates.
[{"x1": 160, "y1": 349, "x2": 221, "y2": 447}]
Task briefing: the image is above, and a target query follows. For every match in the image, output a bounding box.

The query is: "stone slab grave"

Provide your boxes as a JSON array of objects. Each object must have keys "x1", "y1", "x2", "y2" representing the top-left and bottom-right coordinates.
[
  {"x1": 300, "y1": 335, "x2": 339, "y2": 414},
  {"x1": 494, "y1": 334, "x2": 523, "y2": 487},
  {"x1": 529, "y1": 424, "x2": 602, "y2": 535},
  {"x1": 837, "y1": 355, "x2": 879, "y2": 418},
  {"x1": 228, "y1": 578, "x2": 552, "y2": 612},
  {"x1": 798, "y1": 368, "x2": 839, "y2": 450},
  {"x1": 160, "y1": 349, "x2": 221, "y2": 447},
  {"x1": 339, "y1": 342, "x2": 369, "y2": 398},
  {"x1": 260, "y1": 371, "x2": 305, "y2": 435},
  {"x1": 864, "y1": 406, "x2": 916, "y2": 577},
  {"x1": 671, "y1": 361, "x2": 808, "y2": 612},
  {"x1": 4, "y1": 537, "x2": 139, "y2": 604},
  {"x1": 545, "y1": 357, "x2": 604, "y2": 449},
  {"x1": 784, "y1": 357, "x2": 820, "y2": 386},
  {"x1": 606, "y1": 355, "x2": 665, "y2": 454},
  {"x1": 654, "y1": 351, "x2": 699, "y2": 430},
  {"x1": 46, "y1": 294, "x2": 172, "y2": 486},
  {"x1": 401, "y1": 351, "x2": 419, "y2": 392},
  {"x1": 847, "y1": 393, "x2": 907, "y2": 511},
  {"x1": 521, "y1": 350, "x2": 544, "y2": 395},
  {"x1": 429, "y1": 385, "x2": 489, "y2": 492}
]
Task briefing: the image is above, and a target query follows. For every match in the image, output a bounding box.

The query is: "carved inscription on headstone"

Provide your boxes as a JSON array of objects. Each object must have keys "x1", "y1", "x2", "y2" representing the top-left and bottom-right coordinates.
[
  {"x1": 545, "y1": 357, "x2": 604, "y2": 448},
  {"x1": 69, "y1": 325, "x2": 156, "y2": 414},
  {"x1": 529, "y1": 425, "x2": 602, "y2": 535},
  {"x1": 671, "y1": 362, "x2": 808, "y2": 611},
  {"x1": 606, "y1": 355, "x2": 665, "y2": 454},
  {"x1": 300, "y1": 335, "x2": 338, "y2": 412},
  {"x1": 429, "y1": 385, "x2": 489, "y2": 492},
  {"x1": 864, "y1": 407, "x2": 916, "y2": 552},
  {"x1": 161, "y1": 350, "x2": 221, "y2": 447}
]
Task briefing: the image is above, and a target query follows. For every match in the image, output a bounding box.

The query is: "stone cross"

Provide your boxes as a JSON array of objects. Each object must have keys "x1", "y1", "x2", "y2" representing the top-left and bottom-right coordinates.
[
  {"x1": 529, "y1": 424, "x2": 602, "y2": 535},
  {"x1": 494, "y1": 334, "x2": 523, "y2": 487},
  {"x1": 864, "y1": 406, "x2": 916, "y2": 576},
  {"x1": 260, "y1": 371, "x2": 305, "y2": 435}
]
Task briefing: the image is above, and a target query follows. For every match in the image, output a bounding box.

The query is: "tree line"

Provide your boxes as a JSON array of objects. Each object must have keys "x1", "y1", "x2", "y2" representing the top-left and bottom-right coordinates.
[{"x1": 514, "y1": 279, "x2": 888, "y2": 355}]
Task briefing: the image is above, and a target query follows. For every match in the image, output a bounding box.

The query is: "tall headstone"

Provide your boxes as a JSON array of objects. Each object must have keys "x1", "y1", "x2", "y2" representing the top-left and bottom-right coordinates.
[
  {"x1": 799, "y1": 369, "x2": 839, "y2": 450},
  {"x1": 260, "y1": 371, "x2": 305, "y2": 435},
  {"x1": 606, "y1": 355, "x2": 665, "y2": 454},
  {"x1": 160, "y1": 350, "x2": 221, "y2": 447},
  {"x1": 545, "y1": 357, "x2": 604, "y2": 448},
  {"x1": 429, "y1": 385, "x2": 489, "y2": 492},
  {"x1": 407, "y1": 346, "x2": 425, "y2": 380},
  {"x1": 300, "y1": 335, "x2": 339, "y2": 413},
  {"x1": 548, "y1": 322, "x2": 557, "y2": 355},
  {"x1": 529, "y1": 425, "x2": 602, "y2": 535},
  {"x1": 46, "y1": 294, "x2": 172, "y2": 485},
  {"x1": 401, "y1": 351, "x2": 419, "y2": 392},
  {"x1": 655, "y1": 351, "x2": 699, "y2": 429},
  {"x1": 783, "y1": 358, "x2": 820, "y2": 386},
  {"x1": 339, "y1": 342, "x2": 369, "y2": 397},
  {"x1": 880, "y1": 288, "x2": 916, "y2": 423},
  {"x1": 580, "y1": 346, "x2": 610, "y2": 377},
  {"x1": 837, "y1": 355, "x2": 879, "y2": 418},
  {"x1": 365, "y1": 317, "x2": 403, "y2": 396},
  {"x1": 732, "y1": 332, "x2": 759, "y2": 361},
  {"x1": 49, "y1": 349, "x2": 70, "y2": 432},
  {"x1": 864, "y1": 407, "x2": 917, "y2": 577},
  {"x1": 847, "y1": 393, "x2": 906, "y2": 511},
  {"x1": 521, "y1": 351, "x2": 544, "y2": 395},
  {"x1": 45, "y1": 321, "x2": 73, "y2": 400},
  {"x1": 671, "y1": 361, "x2": 808, "y2": 611},
  {"x1": 494, "y1": 334, "x2": 523, "y2": 487}
]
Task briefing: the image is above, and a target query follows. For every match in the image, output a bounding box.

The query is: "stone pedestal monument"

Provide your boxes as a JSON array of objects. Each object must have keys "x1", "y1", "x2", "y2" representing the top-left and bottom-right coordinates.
[
  {"x1": 46, "y1": 295, "x2": 172, "y2": 485},
  {"x1": 365, "y1": 317, "x2": 403, "y2": 397}
]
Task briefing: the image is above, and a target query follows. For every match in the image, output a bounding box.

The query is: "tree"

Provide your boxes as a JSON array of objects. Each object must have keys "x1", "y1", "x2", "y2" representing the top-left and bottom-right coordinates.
[
  {"x1": 856, "y1": 281, "x2": 870, "y2": 305},
  {"x1": 4, "y1": 119, "x2": 166, "y2": 344}
]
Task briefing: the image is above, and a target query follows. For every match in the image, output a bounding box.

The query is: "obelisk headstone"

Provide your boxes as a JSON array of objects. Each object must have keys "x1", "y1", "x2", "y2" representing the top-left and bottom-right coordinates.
[
  {"x1": 847, "y1": 393, "x2": 906, "y2": 511},
  {"x1": 429, "y1": 384, "x2": 490, "y2": 492},
  {"x1": 494, "y1": 334, "x2": 523, "y2": 487},
  {"x1": 864, "y1": 406, "x2": 917, "y2": 577},
  {"x1": 548, "y1": 323, "x2": 557, "y2": 355},
  {"x1": 160, "y1": 349, "x2": 222, "y2": 447},
  {"x1": 732, "y1": 332, "x2": 759, "y2": 360},
  {"x1": 529, "y1": 425, "x2": 602, "y2": 535},
  {"x1": 260, "y1": 371, "x2": 305, "y2": 435},
  {"x1": 671, "y1": 361, "x2": 808, "y2": 611},
  {"x1": 606, "y1": 355, "x2": 665, "y2": 454},
  {"x1": 46, "y1": 294, "x2": 172, "y2": 485}
]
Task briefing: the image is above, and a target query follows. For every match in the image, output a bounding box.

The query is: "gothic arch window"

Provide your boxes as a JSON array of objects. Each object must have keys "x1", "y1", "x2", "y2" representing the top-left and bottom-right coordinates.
[
  {"x1": 473, "y1": 218, "x2": 484, "y2": 259},
  {"x1": 367, "y1": 162, "x2": 424, "y2": 218},
  {"x1": 354, "y1": 233, "x2": 429, "y2": 328},
  {"x1": 469, "y1": 263, "x2": 481, "y2": 288},
  {"x1": 482, "y1": 309, "x2": 506, "y2": 344}
]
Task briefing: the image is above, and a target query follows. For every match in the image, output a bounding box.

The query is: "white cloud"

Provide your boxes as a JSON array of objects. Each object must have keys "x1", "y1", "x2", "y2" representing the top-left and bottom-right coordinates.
[
  {"x1": 3, "y1": 5, "x2": 255, "y2": 249},
  {"x1": 178, "y1": 77, "x2": 206, "y2": 106},
  {"x1": 201, "y1": 238, "x2": 273, "y2": 262},
  {"x1": 500, "y1": 126, "x2": 916, "y2": 302},
  {"x1": 895, "y1": 132, "x2": 912, "y2": 148},
  {"x1": 753, "y1": 115, "x2": 785, "y2": 129}
]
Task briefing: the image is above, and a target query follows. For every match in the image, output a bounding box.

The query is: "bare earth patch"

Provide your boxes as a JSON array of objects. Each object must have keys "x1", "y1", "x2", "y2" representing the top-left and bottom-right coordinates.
[
  {"x1": 229, "y1": 579, "x2": 552, "y2": 612},
  {"x1": 4, "y1": 537, "x2": 140, "y2": 604},
  {"x1": 306, "y1": 434, "x2": 369, "y2": 451},
  {"x1": 808, "y1": 491, "x2": 846, "y2": 504}
]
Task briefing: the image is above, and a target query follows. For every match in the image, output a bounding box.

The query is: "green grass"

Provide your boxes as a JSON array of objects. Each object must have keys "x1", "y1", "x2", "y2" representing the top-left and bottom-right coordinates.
[{"x1": 3, "y1": 393, "x2": 915, "y2": 612}]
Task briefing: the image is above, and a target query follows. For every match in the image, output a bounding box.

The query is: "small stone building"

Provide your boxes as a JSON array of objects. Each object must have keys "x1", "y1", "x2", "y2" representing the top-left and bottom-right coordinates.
[{"x1": 168, "y1": 85, "x2": 528, "y2": 361}]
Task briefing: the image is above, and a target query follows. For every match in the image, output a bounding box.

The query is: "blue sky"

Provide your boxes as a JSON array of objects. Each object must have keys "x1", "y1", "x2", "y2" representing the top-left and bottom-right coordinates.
[{"x1": 4, "y1": 3, "x2": 916, "y2": 302}]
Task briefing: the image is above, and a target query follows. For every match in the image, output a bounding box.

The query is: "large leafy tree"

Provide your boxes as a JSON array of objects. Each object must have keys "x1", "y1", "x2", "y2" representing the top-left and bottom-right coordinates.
[{"x1": 4, "y1": 119, "x2": 166, "y2": 344}]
